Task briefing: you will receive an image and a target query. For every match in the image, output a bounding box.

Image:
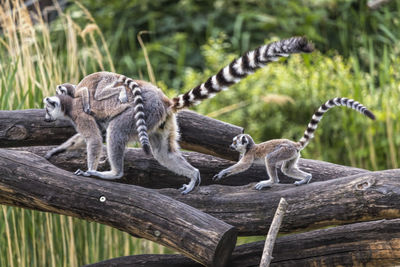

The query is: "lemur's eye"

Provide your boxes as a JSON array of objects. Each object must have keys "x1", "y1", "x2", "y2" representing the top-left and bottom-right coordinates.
[
  {"x1": 241, "y1": 136, "x2": 247, "y2": 145},
  {"x1": 46, "y1": 98, "x2": 58, "y2": 107}
]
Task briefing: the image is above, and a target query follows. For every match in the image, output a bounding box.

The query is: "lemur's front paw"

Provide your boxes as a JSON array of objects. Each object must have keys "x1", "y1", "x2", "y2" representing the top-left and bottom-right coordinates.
[
  {"x1": 74, "y1": 169, "x2": 91, "y2": 177},
  {"x1": 255, "y1": 181, "x2": 273, "y2": 190},
  {"x1": 212, "y1": 170, "x2": 228, "y2": 181}
]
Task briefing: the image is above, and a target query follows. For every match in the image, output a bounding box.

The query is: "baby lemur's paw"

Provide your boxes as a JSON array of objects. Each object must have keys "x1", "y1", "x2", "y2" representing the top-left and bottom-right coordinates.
[
  {"x1": 118, "y1": 92, "x2": 128, "y2": 103},
  {"x1": 83, "y1": 105, "x2": 91, "y2": 115},
  {"x1": 74, "y1": 169, "x2": 91, "y2": 177}
]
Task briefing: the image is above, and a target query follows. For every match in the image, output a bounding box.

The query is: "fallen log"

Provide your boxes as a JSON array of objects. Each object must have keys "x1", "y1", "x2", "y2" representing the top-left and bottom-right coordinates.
[
  {"x1": 0, "y1": 109, "x2": 242, "y2": 160},
  {"x1": 0, "y1": 149, "x2": 237, "y2": 267},
  {"x1": 84, "y1": 219, "x2": 400, "y2": 267},
  {"x1": 15, "y1": 146, "x2": 369, "y2": 188},
  {"x1": 3, "y1": 146, "x2": 398, "y2": 236},
  {"x1": 177, "y1": 110, "x2": 243, "y2": 160},
  {"x1": 158, "y1": 168, "x2": 400, "y2": 235}
]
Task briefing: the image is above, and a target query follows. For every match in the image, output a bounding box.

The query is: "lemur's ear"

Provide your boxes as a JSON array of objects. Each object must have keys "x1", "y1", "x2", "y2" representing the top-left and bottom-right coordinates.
[{"x1": 241, "y1": 135, "x2": 247, "y2": 145}]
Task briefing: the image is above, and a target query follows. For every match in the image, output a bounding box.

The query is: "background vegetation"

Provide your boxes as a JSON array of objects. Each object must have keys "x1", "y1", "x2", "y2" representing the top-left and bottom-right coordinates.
[{"x1": 0, "y1": 0, "x2": 399, "y2": 266}]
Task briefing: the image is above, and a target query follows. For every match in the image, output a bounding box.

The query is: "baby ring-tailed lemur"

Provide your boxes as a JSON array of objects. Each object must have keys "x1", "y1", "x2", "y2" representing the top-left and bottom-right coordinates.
[
  {"x1": 44, "y1": 36, "x2": 314, "y2": 194},
  {"x1": 56, "y1": 77, "x2": 130, "y2": 114},
  {"x1": 213, "y1": 97, "x2": 375, "y2": 189}
]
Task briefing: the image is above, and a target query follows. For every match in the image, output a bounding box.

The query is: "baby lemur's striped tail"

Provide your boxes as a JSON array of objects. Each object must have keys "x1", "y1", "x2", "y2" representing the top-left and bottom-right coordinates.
[
  {"x1": 298, "y1": 97, "x2": 375, "y2": 149},
  {"x1": 172, "y1": 36, "x2": 314, "y2": 110},
  {"x1": 118, "y1": 76, "x2": 151, "y2": 155}
]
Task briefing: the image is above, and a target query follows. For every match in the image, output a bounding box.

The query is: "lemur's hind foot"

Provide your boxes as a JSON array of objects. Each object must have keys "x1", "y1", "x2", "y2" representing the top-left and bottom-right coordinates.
[
  {"x1": 255, "y1": 180, "x2": 274, "y2": 190},
  {"x1": 294, "y1": 174, "x2": 312, "y2": 186}
]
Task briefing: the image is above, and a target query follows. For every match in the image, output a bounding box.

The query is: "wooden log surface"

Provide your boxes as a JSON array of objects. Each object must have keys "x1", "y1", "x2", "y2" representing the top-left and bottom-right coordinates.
[
  {"x1": 0, "y1": 109, "x2": 242, "y2": 160},
  {"x1": 158, "y1": 168, "x2": 400, "y2": 235},
  {"x1": 0, "y1": 149, "x2": 237, "y2": 267},
  {"x1": 4, "y1": 146, "x2": 398, "y2": 236},
  {"x1": 15, "y1": 146, "x2": 369, "y2": 188},
  {"x1": 84, "y1": 219, "x2": 400, "y2": 267}
]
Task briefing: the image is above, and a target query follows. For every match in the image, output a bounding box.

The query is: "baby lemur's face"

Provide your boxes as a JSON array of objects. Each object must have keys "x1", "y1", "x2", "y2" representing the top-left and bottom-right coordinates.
[
  {"x1": 230, "y1": 134, "x2": 251, "y2": 154},
  {"x1": 56, "y1": 83, "x2": 76, "y2": 97},
  {"x1": 43, "y1": 96, "x2": 64, "y2": 122}
]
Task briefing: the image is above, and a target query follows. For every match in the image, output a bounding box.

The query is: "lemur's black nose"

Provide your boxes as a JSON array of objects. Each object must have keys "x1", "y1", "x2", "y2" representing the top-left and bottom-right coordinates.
[{"x1": 229, "y1": 145, "x2": 235, "y2": 151}]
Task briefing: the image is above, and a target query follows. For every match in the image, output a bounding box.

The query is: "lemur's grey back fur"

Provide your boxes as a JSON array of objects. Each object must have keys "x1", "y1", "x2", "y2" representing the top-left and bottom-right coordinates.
[
  {"x1": 172, "y1": 36, "x2": 314, "y2": 109},
  {"x1": 298, "y1": 97, "x2": 375, "y2": 149}
]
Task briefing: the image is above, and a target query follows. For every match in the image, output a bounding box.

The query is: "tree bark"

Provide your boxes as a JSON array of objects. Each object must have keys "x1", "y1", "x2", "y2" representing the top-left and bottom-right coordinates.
[
  {"x1": 0, "y1": 149, "x2": 237, "y2": 267},
  {"x1": 177, "y1": 110, "x2": 243, "y2": 160},
  {"x1": 15, "y1": 146, "x2": 368, "y2": 188},
  {"x1": 158, "y1": 168, "x2": 400, "y2": 235},
  {"x1": 3, "y1": 146, "x2": 399, "y2": 236},
  {"x1": 0, "y1": 109, "x2": 242, "y2": 160},
  {"x1": 84, "y1": 219, "x2": 400, "y2": 267}
]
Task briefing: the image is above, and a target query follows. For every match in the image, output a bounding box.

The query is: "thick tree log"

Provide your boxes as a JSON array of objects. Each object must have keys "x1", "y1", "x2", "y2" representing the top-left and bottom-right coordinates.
[
  {"x1": 85, "y1": 219, "x2": 400, "y2": 267},
  {"x1": 0, "y1": 109, "x2": 242, "y2": 160},
  {"x1": 0, "y1": 109, "x2": 76, "y2": 147},
  {"x1": 158, "y1": 169, "x2": 400, "y2": 235},
  {"x1": 0, "y1": 149, "x2": 237, "y2": 267},
  {"x1": 3, "y1": 146, "x2": 398, "y2": 236},
  {"x1": 15, "y1": 146, "x2": 368, "y2": 188},
  {"x1": 177, "y1": 110, "x2": 243, "y2": 160}
]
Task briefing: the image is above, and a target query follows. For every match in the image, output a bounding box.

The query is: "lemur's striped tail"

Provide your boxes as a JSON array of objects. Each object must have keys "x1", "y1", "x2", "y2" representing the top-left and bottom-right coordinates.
[
  {"x1": 298, "y1": 97, "x2": 375, "y2": 149},
  {"x1": 172, "y1": 36, "x2": 314, "y2": 110},
  {"x1": 119, "y1": 76, "x2": 151, "y2": 155}
]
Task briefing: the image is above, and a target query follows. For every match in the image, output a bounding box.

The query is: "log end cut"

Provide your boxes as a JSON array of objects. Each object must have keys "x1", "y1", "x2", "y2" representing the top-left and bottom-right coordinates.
[{"x1": 212, "y1": 226, "x2": 238, "y2": 267}]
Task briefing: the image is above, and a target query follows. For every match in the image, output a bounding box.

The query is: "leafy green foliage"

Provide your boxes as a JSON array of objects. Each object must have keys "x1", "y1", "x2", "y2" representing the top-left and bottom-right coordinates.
[{"x1": 79, "y1": 0, "x2": 400, "y2": 88}]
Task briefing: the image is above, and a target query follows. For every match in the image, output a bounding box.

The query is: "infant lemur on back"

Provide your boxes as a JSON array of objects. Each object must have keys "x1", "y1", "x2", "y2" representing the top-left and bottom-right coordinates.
[
  {"x1": 44, "y1": 37, "x2": 314, "y2": 194},
  {"x1": 213, "y1": 97, "x2": 375, "y2": 189}
]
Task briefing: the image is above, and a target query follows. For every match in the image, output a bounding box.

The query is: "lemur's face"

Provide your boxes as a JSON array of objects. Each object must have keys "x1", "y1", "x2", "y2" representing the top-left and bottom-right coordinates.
[
  {"x1": 56, "y1": 83, "x2": 75, "y2": 96},
  {"x1": 230, "y1": 134, "x2": 249, "y2": 153},
  {"x1": 43, "y1": 96, "x2": 64, "y2": 122}
]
